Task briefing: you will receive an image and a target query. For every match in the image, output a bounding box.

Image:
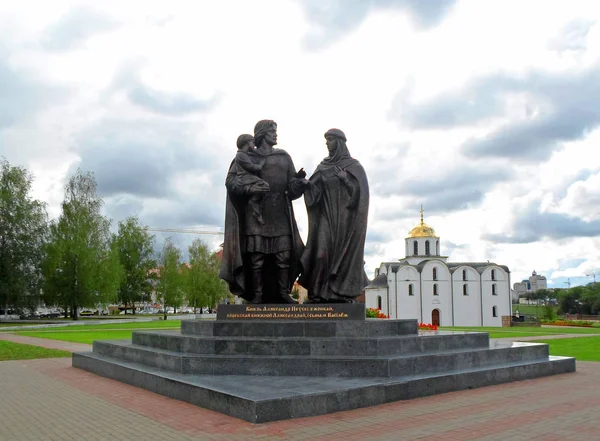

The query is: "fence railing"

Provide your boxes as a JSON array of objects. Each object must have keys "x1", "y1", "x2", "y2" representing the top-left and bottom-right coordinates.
[{"x1": 565, "y1": 313, "x2": 599, "y2": 321}]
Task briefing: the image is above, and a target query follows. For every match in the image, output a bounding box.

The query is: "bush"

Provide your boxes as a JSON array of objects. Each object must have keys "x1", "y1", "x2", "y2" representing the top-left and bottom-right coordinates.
[{"x1": 366, "y1": 308, "x2": 389, "y2": 319}]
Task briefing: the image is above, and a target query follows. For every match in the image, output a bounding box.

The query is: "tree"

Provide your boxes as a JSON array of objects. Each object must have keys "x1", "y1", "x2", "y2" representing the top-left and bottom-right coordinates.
[
  {"x1": 184, "y1": 239, "x2": 228, "y2": 313},
  {"x1": 156, "y1": 238, "x2": 184, "y2": 320},
  {"x1": 43, "y1": 170, "x2": 122, "y2": 320},
  {"x1": 0, "y1": 159, "x2": 48, "y2": 318},
  {"x1": 114, "y1": 217, "x2": 155, "y2": 314}
]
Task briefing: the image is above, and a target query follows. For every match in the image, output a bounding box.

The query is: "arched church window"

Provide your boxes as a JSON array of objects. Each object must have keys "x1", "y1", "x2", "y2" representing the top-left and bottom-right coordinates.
[
  {"x1": 491, "y1": 269, "x2": 496, "y2": 281},
  {"x1": 463, "y1": 284, "x2": 468, "y2": 295},
  {"x1": 492, "y1": 306, "x2": 498, "y2": 317},
  {"x1": 425, "y1": 241, "x2": 430, "y2": 255},
  {"x1": 377, "y1": 296, "x2": 382, "y2": 310},
  {"x1": 492, "y1": 284, "x2": 497, "y2": 295},
  {"x1": 413, "y1": 240, "x2": 418, "y2": 256},
  {"x1": 436, "y1": 240, "x2": 440, "y2": 255},
  {"x1": 408, "y1": 284, "x2": 414, "y2": 296},
  {"x1": 462, "y1": 269, "x2": 467, "y2": 281},
  {"x1": 433, "y1": 267, "x2": 437, "y2": 281},
  {"x1": 433, "y1": 283, "x2": 438, "y2": 296}
]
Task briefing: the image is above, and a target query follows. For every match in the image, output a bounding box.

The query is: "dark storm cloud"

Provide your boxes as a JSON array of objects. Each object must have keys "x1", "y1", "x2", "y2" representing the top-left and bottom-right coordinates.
[
  {"x1": 299, "y1": 0, "x2": 458, "y2": 48},
  {"x1": 392, "y1": 64, "x2": 600, "y2": 162},
  {"x1": 74, "y1": 118, "x2": 224, "y2": 199},
  {"x1": 484, "y1": 208, "x2": 600, "y2": 244},
  {"x1": 373, "y1": 162, "x2": 512, "y2": 220},
  {"x1": 41, "y1": 6, "x2": 120, "y2": 51}
]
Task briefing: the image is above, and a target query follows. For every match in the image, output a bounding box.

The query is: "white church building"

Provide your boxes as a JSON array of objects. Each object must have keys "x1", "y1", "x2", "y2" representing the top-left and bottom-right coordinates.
[{"x1": 365, "y1": 210, "x2": 512, "y2": 327}]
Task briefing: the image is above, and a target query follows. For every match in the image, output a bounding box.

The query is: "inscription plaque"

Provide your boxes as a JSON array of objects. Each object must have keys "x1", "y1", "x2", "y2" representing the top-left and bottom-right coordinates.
[{"x1": 216, "y1": 303, "x2": 366, "y2": 321}]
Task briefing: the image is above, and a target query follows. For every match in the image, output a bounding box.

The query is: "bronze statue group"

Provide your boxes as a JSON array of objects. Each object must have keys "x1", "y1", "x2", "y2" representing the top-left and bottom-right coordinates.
[{"x1": 219, "y1": 120, "x2": 369, "y2": 304}]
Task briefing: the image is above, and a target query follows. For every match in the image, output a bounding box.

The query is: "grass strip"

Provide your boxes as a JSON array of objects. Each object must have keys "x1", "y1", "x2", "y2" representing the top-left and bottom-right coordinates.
[
  {"x1": 0, "y1": 340, "x2": 71, "y2": 361},
  {"x1": 530, "y1": 336, "x2": 600, "y2": 362}
]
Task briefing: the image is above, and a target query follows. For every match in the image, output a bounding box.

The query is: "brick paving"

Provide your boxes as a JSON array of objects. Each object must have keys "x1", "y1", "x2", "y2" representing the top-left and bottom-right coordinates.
[
  {"x1": 1, "y1": 331, "x2": 599, "y2": 440},
  {"x1": 0, "y1": 356, "x2": 598, "y2": 440}
]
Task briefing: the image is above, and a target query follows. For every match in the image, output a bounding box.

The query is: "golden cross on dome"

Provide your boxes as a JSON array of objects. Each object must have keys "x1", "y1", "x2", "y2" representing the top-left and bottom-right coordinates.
[{"x1": 420, "y1": 205, "x2": 424, "y2": 225}]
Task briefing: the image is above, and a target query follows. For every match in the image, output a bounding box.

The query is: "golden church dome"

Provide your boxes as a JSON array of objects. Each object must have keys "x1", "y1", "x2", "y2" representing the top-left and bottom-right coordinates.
[{"x1": 407, "y1": 207, "x2": 438, "y2": 238}]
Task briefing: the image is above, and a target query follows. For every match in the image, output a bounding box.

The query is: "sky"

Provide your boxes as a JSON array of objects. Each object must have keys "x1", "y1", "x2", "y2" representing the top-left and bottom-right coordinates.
[{"x1": 1, "y1": 0, "x2": 600, "y2": 289}]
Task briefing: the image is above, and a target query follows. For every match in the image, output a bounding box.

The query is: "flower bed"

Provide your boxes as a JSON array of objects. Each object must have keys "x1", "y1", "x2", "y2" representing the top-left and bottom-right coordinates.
[
  {"x1": 541, "y1": 319, "x2": 598, "y2": 328},
  {"x1": 418, "y1": 322, "x2": 438, "y2": 331},
  {"x1": 366, "y1": 308, "x2": 389, "y2": 319}
]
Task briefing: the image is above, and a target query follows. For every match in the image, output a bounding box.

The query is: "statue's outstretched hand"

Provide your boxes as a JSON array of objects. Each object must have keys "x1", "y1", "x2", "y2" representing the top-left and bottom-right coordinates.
[{"x1": 296, "y1": 168, "x2": 307, "y2": 179}]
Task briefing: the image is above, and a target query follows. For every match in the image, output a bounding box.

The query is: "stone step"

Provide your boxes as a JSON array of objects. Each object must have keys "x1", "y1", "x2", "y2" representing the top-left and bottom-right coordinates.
[
  {"x1": 92, "y1": 340, "x2": 549, "y2": 378},
  {"x1": 72, "y1": 350, "x2": 575, "y2": 423},
  {"x1": 180, "y1": 319, "x2": 418, "y2": 338},
  {"x1": 132, "y1": 330, "x2": 489, "y2": 357}
]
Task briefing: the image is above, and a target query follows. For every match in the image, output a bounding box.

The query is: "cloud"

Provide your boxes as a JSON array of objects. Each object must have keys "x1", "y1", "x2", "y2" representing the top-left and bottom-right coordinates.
[
  {"x1": 73, "y1": 117, "x2": 224, "y2": 199},
  {"x1": 299, "y1": 0, "x2": 458, "y2": 48},
  {"x1": 113, "y1": 63, "x2": 219, "y2": 117},
  {"x1": 392, "y1": 64, "x2": 600, "y2": 162},
  {"x1": 41, "y1": 6, "x2": 120, "y2": 51},
  {"x1": 0, "y1": 54, "x2": 65, "y2": 130},
  {"x1": 373, "y1": 163, "x2": 513, "y2": 219},
  {"x1": 484, "y1": 208, "x2": 600, "y2": 244},
  {"x1": 547, "y1": 18, "x2": 596, "y2": 54}
]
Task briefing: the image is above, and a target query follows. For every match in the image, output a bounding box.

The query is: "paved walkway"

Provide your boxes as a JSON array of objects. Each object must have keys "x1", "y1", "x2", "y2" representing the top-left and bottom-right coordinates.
[
  {"x1": 1, "y1": 330, "x2": 599, "y2": 440},
  {"x1": 1, "y1": 357, "x2": 598, "y2": 440}
]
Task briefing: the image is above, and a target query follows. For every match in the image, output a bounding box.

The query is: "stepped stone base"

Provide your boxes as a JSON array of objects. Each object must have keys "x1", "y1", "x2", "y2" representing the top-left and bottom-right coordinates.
[{"x1": 72, "y1": 314, "x2": 576, "y2": 423}]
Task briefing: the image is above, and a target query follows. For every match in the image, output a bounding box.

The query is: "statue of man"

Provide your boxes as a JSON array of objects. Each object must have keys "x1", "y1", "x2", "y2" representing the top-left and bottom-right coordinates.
[{"x1": 220, "y1": 120, "x2": 307, "y2": 304}]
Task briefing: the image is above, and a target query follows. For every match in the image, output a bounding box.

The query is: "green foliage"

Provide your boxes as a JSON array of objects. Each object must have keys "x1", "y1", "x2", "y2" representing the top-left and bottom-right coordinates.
[
  {"x1": 543, "y1": 304, "x2": 557, "y2": 320},
  {"x1": 183, "y1": 239, "x2": 228, "y2": 312},
  {"x1": 114, "y1": 217, "x2": 156, "y2": 314},
  {"x1": 0, "y1": 340, "x2": 71, "y2": 360},
  {"x1": 156, "y1": 238, "x2": 184, "y2": 319},
  {"x1": 0, "y1": 159, "x2": 49, "y2": 315},
  {"x1": 556, "y1": 283, "x2": 600, "y2": 315},
  {"x1": 42, "y1": 170, "x2": 122, "y2": 319}
]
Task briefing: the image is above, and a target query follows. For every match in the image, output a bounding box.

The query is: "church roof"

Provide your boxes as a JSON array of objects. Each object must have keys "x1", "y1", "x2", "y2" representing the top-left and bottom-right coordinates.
[
  {"x1": 407, "y1": 206, "x2": 438, "y2": 238},
  {"x1": 366, "y1": 273, "x2": 388, "y2": 289},
  {"x1": 446, "y1": 262, "x2": 510, "y2": 274}
]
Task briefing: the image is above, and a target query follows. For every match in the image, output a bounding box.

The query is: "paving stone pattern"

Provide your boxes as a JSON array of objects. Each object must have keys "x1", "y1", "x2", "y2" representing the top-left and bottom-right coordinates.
[{"x1": 1, "y1": 358, "x2": 598, "y2": 440}]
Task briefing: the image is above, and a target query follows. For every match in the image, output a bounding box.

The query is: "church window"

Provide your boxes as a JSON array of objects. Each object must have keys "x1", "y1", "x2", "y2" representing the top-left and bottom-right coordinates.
[
  {"x1": 436, "y1": 240, "x2": 440, "y2": 255},
  {"x1": 491, "y1": 269, "x2": 496, "y2": 281},
  {"x1": 433, "y1": 283, "x2": 438, "y2": 296},
  {"x1": 462, "y1": 269, "x2": 467, "y2": 281},
  {"x1": 492, "y1": 284, "x2": 497, "y2": 295},
  {"x1": 413, "y1": 241, "x2": 418, "y2": 256},
  {"x1": 433, "y1": 267, "x2": 437, "y2": 281},
  {"x1": 425, "y1": 241, "x2": 430, "y2": 255},
  {"x1": 377, "y1": 296, "x2": 382, "y2": 310},
  {"x1": 463, "y1": 284, "x2": 468, "y2": 295},
  {"x1": 408, "y1": 284, "x2": 414, "y2": 296},
  {"x1": 492, "y1": 306, "x2": 498, "y2": 317}
]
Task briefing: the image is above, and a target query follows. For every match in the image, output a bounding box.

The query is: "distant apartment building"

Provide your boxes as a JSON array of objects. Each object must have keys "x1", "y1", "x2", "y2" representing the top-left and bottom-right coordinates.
[{"x1": 512, "y1": 270, "x2": 547, "y2": 300}]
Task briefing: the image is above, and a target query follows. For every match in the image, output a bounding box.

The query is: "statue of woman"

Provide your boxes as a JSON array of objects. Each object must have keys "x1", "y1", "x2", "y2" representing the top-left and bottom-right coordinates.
[{"x1": 299, "y1": 129, "x2": 370, "y2": 303}]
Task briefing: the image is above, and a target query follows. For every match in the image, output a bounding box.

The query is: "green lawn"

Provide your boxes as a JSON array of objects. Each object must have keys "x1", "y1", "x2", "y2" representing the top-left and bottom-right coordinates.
[
  {"x1": 531, "y1": 337, "x2": 600, "y2": 362},
  {"x1": 441, "y1": 326, "x2": 600, "y2": 338},
  {"x1": 7, "y1": 320, "x2": 182, "y2": 333},
  {"x1": 511, "y1": 304, "x2": 556, "y2": 316},
  {"x1": 16, "y1": 330, "x2": 144, "y2": 344},
  {"x1": 0, "y1": 340, "x2": 71, "y2": 361}
]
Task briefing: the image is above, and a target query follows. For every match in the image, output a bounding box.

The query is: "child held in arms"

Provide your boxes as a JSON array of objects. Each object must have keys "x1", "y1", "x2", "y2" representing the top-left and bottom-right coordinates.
[{"x1": 234, "y1": 134, "x2": 269, "y2": 225}]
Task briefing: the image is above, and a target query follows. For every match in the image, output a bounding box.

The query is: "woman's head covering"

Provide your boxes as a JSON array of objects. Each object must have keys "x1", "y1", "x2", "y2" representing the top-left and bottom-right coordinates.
[
  {"x1": 322, "y1": 128, "x2": 351, "y2": 165},
  {"x1": 254, "y1": 120, "x2": 276, "y2": 147}
]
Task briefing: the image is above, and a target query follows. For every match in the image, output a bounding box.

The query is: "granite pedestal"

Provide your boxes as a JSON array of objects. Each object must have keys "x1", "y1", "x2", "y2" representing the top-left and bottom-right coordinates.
[{"x1": 72, "y1": 306, "x2": 575, "y2": 423}]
